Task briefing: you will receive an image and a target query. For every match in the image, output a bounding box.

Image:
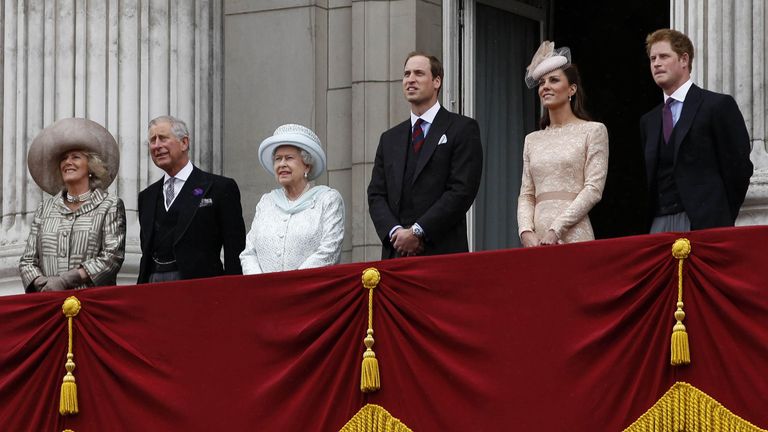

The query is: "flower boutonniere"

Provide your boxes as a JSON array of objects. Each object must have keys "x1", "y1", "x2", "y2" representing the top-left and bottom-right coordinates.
[{"x1": 192, "y1": 187, "x2": 204, "y2": 197}]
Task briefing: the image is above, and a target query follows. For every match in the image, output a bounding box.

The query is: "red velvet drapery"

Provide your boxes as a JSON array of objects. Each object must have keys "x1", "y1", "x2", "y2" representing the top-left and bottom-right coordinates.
[{"x1": 1, "y1": 227, "x2": 767, "y2": 431}]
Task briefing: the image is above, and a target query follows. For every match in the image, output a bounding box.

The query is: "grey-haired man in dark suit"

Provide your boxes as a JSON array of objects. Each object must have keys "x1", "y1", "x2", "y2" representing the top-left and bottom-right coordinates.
[{"x1": 138, "y1": 115, "x2": 245, "y2": 283}]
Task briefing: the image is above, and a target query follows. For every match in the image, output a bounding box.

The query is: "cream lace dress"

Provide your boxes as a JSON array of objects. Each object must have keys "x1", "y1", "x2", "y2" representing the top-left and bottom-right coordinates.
[{"x1": 517, "y1": 121, "x2": 609, "y2": 243}]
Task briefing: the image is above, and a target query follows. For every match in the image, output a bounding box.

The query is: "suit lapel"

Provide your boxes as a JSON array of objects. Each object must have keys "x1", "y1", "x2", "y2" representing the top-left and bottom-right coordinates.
[
  {"x1": 141, "y1": 179, "x2": 163, "y2": 247},
  {"x1": 672, "y1": 84, "x2": 704, "y2": 162},
  {"x1": 173, "y1": 167, "x2": 212, "y2": 244},
  {"x1": 644, "y1": 104, "x2": 663, "y2": 187},
  {"x1": 413, "y1": 107, "x2": 451, "y2": 183},
  {"x1": 390, "y1": 121, "x2": 410, "y2": 203}
]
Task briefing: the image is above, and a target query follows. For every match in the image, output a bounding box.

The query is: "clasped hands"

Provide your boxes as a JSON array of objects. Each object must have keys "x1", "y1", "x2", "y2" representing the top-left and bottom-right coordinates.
[
  {"x1": 521, "y1": 229, "x2": 562, "y2": 248},
  {"x1": 33, "y1": 267, "x2": 87, "y2": 292},
  {"x1": 391, "y1": 227, "x2": 424, "y2": 257}
]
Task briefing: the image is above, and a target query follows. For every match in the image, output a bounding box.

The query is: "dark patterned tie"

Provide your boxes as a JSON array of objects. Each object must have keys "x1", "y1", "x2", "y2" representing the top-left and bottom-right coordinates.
[
  {"x1": 165, "y1": 177, "x2": 176, "y2": 207},
  {"x1": 662, "y1": 98, "x2": 675, "y2": 144},
  {"x1": 412, "y1": 118, "x2": 426, "y2": 153}
]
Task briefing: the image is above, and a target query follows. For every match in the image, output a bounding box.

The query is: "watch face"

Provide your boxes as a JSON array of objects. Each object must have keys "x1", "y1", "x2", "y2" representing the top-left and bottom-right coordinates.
[{"x1": 413, "y1": 225, "x2": 424, "y2": 238}]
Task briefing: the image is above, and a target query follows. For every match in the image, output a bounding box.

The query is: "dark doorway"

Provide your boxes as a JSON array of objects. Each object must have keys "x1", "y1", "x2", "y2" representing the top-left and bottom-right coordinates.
[{"x1": 552, "y1": 1, "x2": 669, "y2": 238}]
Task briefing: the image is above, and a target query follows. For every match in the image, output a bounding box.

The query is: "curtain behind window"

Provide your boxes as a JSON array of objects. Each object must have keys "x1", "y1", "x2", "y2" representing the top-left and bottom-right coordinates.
[{"x1": 475, "y1": 4, "x2": 539, "y2": 250}]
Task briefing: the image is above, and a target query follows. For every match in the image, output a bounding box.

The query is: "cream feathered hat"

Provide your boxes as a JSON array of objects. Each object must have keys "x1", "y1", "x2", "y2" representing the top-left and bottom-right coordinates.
[{"x1": 525, "y1": 41, "x2": 572, "y2": 89}]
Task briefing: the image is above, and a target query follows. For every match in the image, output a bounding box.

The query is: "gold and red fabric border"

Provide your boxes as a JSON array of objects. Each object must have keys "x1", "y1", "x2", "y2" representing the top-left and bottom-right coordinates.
[{"x1": 0, "y1": 227, "x2": 767, "y2": 430}]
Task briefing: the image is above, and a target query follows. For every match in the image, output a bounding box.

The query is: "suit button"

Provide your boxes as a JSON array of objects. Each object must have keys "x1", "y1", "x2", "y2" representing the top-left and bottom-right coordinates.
[
  {"x1": 276, "y1": 252, "x2": 282, "y2": 257},
  {"x1": 279, "y1": 233, "x2": 284, "y2": 238}
]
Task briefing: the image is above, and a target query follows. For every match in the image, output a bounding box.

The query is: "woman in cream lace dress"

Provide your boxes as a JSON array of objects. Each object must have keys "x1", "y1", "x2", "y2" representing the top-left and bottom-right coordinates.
[{"x1": 517, "y1": 41, "x2": 608, "y2": 246}]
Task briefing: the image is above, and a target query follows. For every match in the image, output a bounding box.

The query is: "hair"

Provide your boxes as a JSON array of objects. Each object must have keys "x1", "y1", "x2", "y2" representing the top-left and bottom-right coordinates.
[
  {"x1": 148, "y1": 115, "x2": 190, "y2": 141},
  {"x1": 404, "y1": 51, "x2": 444, "y2": 93},
  {"x1": 86, "y1": 152, "x2": 110, "y2": 190},
  {"x1": 539, "y1": 64, "x2": 592, "y2": 129},
  {"x1": 645, "y1": 29, "x2": 694, "y2": 74}
]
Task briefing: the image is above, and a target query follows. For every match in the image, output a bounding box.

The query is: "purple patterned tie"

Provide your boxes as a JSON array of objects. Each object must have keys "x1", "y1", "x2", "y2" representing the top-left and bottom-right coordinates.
[
  {"x1": 662, "y1": 98, "x2": 675, "y2": 144},
  {"x1": 412, "y1": 118, "x2": 425, "y2": 153}
]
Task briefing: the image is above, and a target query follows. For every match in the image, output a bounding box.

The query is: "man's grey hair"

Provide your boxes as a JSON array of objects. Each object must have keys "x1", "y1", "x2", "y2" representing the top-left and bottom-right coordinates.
[{"x1": 148, "y1": 115, "x2": 190, "y2": 141}]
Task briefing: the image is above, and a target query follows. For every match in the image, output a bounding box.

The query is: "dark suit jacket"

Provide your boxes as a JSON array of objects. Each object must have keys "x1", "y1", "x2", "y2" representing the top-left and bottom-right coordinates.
[
  {"x1": 137, "y1": 166, "x2": 246, "y2": 283},
  {"x1": 640, "y1": 84, "x2": 753, "y2": 230},
  {"x1": 368, "y1": 106, "x2": 483, "y2": 258}
]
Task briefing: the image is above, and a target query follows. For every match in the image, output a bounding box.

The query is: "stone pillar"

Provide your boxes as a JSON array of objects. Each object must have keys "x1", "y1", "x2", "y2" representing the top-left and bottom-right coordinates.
[
  {"x1": 350, "y1": 0, "x2": 442, "y2": 262},
  {"x1": 671, "y1": 0, "x2": 768, "y2": 225},
  {"x1": 0, "y1": 0, "x2": 223, "y2": 295}
]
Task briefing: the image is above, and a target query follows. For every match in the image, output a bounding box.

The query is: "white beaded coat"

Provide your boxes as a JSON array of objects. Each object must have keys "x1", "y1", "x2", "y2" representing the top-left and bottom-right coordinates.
[{"x1": 240, "y1": 185, "x2": 345, "y2": 274}]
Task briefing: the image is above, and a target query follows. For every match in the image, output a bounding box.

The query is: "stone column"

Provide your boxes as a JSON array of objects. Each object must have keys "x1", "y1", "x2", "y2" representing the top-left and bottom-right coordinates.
[
  {"x1": 0, "y1": 0, "x2": 223, "y2": 295},
  {"x1": 671, "y1": 0, "x2": 768, "y2": 225}
]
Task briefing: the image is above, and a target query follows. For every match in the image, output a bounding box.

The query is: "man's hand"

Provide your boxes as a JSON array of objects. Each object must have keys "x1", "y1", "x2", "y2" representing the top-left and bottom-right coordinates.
[{"x1": 391, "y1": 227, "x2": 424, "y2": 257}]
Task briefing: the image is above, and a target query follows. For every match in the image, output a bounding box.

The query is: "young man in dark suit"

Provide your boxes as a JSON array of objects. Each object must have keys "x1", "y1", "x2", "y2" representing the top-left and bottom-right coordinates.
[
  {"x1": 368, "y1": 52, "x2": 483, "y2": 259},
  {"x1": 137, "y1": 115, "x2": 246, "y2": 283},
  {"x1": 640, "y1": 29, "x2": 753, "y2": 233}
]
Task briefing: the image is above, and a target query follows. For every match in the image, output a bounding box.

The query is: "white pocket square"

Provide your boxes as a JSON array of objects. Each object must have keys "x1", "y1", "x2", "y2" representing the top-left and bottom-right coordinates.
[
  {"x1": 437, "y1": 134, "x2": 448, "y2": 145},
  {"x1": 199, "y1": 198, "x2": 213, "y2": 207}
]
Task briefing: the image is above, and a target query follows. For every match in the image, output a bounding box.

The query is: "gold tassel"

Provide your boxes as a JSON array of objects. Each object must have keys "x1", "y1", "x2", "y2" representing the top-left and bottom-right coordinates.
[
  {"x1": 360, "y1": 268, "x2": 381, "y2": 393},
  {"x1": 60, "y1": 296, "x2": 82, "y2": 415},
  {"x1": 670, "y1": 239, "x2": 691, "y2": 366}
]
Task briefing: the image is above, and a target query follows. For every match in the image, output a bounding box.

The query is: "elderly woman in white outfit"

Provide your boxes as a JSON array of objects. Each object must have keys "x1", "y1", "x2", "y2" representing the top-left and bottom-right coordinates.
[{"x1": 240, "y1": 124, "x2": 345, "y2": 274}]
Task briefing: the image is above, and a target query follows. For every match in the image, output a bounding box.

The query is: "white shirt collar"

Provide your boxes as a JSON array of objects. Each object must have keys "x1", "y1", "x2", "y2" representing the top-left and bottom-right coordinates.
[
  {"x1": 164, "y1": 159, "x2": 193, "y2": 182},
  {"x1": 410, "y1": 101, "x2": 441, "y2": 126},
  {"x1": 664, "y1": 79, "x2": 694, "y2": 104}
]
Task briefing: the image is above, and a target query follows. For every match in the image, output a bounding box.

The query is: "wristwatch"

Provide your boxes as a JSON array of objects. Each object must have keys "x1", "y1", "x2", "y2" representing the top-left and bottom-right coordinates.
[{"x1": 411, "y1": 224, "x2": 425, "y2": 239}]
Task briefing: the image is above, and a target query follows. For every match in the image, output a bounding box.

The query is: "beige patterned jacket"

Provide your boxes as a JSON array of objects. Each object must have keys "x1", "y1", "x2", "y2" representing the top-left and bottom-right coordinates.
[{"x1": 19, "y1": 188, "x2": 126, "y2": 291}]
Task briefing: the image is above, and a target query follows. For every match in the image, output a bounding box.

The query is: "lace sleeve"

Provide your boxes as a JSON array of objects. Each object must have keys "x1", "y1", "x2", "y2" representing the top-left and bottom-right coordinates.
[{"x1": 517, "y1": 137, "x2": 536, "y2": 236}]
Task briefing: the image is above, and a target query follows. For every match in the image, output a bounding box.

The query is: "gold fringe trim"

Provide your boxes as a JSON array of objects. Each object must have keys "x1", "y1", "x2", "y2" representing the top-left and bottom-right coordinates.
[
  {"x1": 624, "y1": 382, "x2": 767, "y2": 432},
  {"x1": 60, "y1": 296, "x2": 81, "y2": 416},
  {"x1": 360, "y1": 268, "x2": 381, "y2": 393},
  {"x1": 339, "y1": 404, "x2": 413, "y2": 432},
  {"x1": 670, "y1": 238, "x2": 691, "y2": 366}
]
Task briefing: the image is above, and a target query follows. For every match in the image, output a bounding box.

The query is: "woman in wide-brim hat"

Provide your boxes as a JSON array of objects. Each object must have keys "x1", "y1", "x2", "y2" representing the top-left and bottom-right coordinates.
[
  {"x1": 19, "y1": 118, "x2": 127, "y2": 292},
  {"x1": 239, "y1": 123, "x2": 345, "y2": 274}
]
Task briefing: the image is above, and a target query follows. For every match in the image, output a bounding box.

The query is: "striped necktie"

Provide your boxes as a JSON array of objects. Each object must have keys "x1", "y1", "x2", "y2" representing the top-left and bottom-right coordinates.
[{"x1": 412, "y1": 118, "x2": 426, "y2": 153}]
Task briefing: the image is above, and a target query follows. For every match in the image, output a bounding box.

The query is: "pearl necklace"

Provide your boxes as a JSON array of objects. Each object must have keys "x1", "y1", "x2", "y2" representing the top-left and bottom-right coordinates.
[{"x1": 65, "y1": 190, "x2": 93, "y2": 203}]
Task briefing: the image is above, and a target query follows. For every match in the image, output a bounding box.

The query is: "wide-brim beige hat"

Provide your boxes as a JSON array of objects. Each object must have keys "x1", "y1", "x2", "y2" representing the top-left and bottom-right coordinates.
[
  {"x1": 258, "y1": 124, "x2": 326, "y2": 181},
  {"x1": 28, "y1": 118, "x2": 120, "y2": 195}
]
